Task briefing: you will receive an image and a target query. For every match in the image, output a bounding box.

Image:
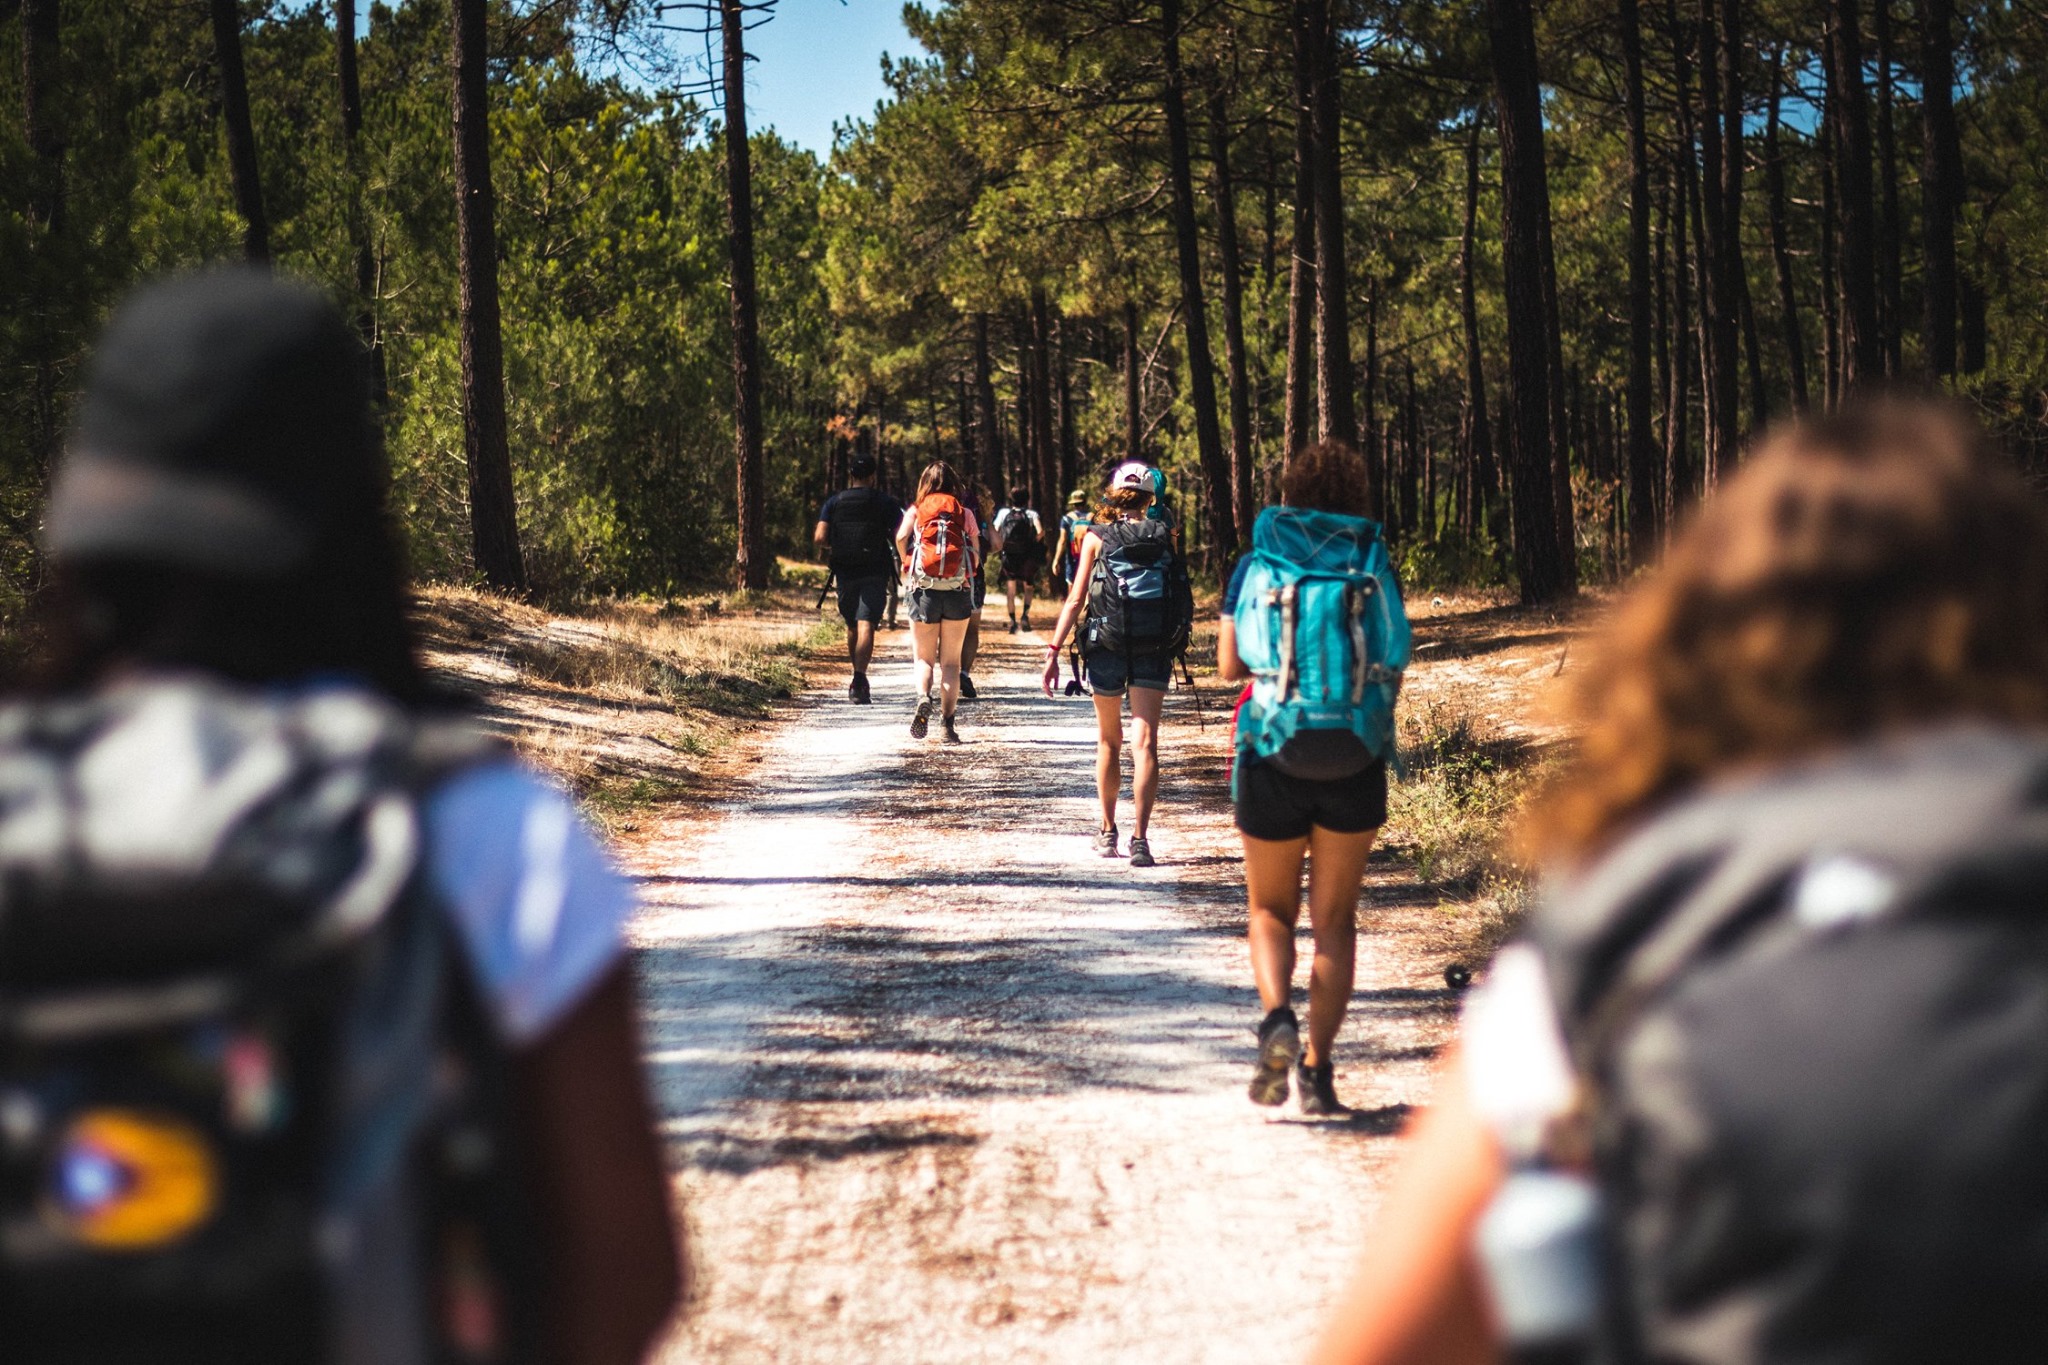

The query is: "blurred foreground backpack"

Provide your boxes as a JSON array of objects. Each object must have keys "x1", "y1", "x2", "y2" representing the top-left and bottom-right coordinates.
[
  {"x1": 0, "y1": 680, "x2": 536, "y2": 1365},
  {"x1": 1086, "y1": 519, "x2": 1193, "y2": 664},
  {"x1": 1231, "y1": 507, "x2": 1409, "y2": 792},
  {"x1": 1532, "y1": 728, "x2": 2048, "y2": 1364}
]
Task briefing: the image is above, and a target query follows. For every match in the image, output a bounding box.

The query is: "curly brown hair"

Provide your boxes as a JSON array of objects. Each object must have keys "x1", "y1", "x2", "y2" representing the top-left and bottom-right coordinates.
[
  {"x1": 1103, "y1": 485, "x2": 1153, "y2": 516},
  {"x1": 1523, "y1": 399, "x2": 2048, "y2": 864},
  {"x1": 1282, "y1": 440, "x2": 1373, "y2": 519}
]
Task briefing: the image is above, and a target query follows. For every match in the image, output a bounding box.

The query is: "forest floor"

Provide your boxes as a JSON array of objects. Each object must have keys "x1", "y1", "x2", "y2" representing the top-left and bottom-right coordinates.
[{"x1": 417, "y1": 579, "x2": 1592, "y2": 1364}]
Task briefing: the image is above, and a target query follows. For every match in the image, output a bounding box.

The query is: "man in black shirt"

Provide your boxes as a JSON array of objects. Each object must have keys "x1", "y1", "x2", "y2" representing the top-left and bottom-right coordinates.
[{"x1": 814, "y1": 454, "x2": 903, "y2": 703}]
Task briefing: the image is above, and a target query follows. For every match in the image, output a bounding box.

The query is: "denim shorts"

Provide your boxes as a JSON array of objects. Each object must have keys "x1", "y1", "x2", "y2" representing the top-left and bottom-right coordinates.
[{"x1": 1084, "y1": 649, "x2": 1171, "y2": 695}]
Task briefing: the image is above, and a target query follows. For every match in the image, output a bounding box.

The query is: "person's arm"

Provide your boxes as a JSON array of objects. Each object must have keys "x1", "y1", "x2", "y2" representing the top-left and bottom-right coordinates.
[
  {"x1": 1310, "y1": 1047, "x2": 1506, "y2": 1365},
  {"x1": 895, "y1": 508, "x2": 916, "y2": 573},
  {"x1": 514, "y1": 965, "x2": 683, "y2": 1365},
  {"x1": 1218, "y1": 617, "x2": 1249, "y2": 683},
  {"x1": 990, "y1": 510, "x2": 1008, "y2": 554},
  {"x1": 1041, "y1": 532, "x2": 1100, "y2": 695},
  {"x1": 1050, "y1": 522, "x2": 1073, "y2": 585}
]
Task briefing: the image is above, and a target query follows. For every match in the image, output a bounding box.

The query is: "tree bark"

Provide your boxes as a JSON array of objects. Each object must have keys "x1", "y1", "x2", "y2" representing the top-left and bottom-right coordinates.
[
  {"x1": 1208, "y1": 93, "x2": 1255, "y2": 546},
  {"x1": 1159, "y1": 0, "x2": 1235, "y2": 559},
  {"x1": 209, "y1": 0, "x2": 270, "y2": 262},
  {"x1": 451, "y1": 0, "x2": 525, "y2": 591},
  {"x1": 1666, "y1": 132, "x2": 1695, "y2": 520},
  {"x1": 1819, "y1": 101, "x2": 1841, "y2": 408},
  {"x1": 1716, "y1": 0, "x2": 1743, "y2": 455},
  {"x1": 1030, "y1": 288, "x2": 1058, "y2": 509},
  {"x1": 1619, "y1": 0, "x2": 1656, "y2": 564},
  {"x1": 1538, "y1": 179, "x2": 1576, "y2": 581},
  {"x1": 1309, "y1": 0, "x2": 1357, "y2": 447},
  {"x1": 720, "y1": 0, "x2": 767, "y2": 589},
  {"x1": 1487, "y1": 0, "x2": 1569, "y2": 603},
  {"x1": 1283, "y1": 0, "x2": 1318, "y2": 463},
  {"x1": 956, "y1": 371, "x2": 979, "y2": 489},
  {"x1": 974, "y1": 312, "x2": 1003, "y2": 486},
  {"x1": 1364, "y1": 277, "x2": 1382, "y2": 522},
  {"x1": 22, "y1": 0, "x2": 63, "y2": 236},
  {"x1": 1919, "y1": 0, "x2": 1961, "y2": 379},
  {"x1": 1055, "y1": 317, "x2": 1077, "y2": 498},
  {"x1": 1828, "y1": 0, "x2": 1881, "y2": 385},
  {"x1": 1459, "y1": 111, "x2": 1499, "y2": 539},
  {"x1": 1764, "y1": 49, "x2": 1810, "y2": 411},
  {"x1": 1873, "y1": 0, "x2": 1902, "y2": 375},
  {"x1": 335, "y1": 0, "x2": 386, "y2": 405},
  {"x1": 1122, "y1": 300, "x2": 1142, "y2": 462},
  {"x1": 1692, "y1": 0, "x2": 1726, "y2": 481}
]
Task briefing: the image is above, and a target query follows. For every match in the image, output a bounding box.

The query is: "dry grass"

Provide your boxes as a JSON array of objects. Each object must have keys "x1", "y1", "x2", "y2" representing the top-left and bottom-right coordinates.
[{"x1": 413, "y1": 584, "x2": 839, "y2": 832}]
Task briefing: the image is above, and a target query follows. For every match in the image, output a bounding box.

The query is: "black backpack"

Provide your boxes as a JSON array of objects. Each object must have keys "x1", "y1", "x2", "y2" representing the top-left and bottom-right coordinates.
[
  {"x1": 1534, "y1": 726, "x2": 2048, "y2": 1364},
  {"x1": 1085, "y1": 519, "x2": 1193, "y2": 662},
  {"x1": 0, "y1": 680, "x2": 538, "y2": 1364},
  {"x1": 826, "y1": 487, "x2": 898, "y2": 578}
]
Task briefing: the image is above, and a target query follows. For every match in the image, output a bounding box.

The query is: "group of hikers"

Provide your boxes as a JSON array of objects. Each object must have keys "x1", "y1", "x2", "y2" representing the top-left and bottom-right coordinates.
[{"x1": 10, "y1": 265, "x2": 2048, "y2": 1364}]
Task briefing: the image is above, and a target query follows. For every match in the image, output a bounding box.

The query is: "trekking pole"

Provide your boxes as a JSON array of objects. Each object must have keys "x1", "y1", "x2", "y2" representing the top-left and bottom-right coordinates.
[
  {"x1": 1179, "y1": 658, "x2": 1208, "y2": 732},
  {"x1": 816, "y1": 569, "x2": 836, "y2": 613}
]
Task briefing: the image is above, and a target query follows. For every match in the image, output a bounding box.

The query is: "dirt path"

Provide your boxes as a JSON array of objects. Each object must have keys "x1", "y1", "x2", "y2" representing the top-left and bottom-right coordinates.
[{"x1": 631, "y1": 609, "x2": 1466, "y2": 1363}]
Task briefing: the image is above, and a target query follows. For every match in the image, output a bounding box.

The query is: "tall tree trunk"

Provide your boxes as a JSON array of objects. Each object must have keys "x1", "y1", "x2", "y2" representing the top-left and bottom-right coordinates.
[
  {"x1": 1919, "y1": 0, "x2": 1961, "y2": 378},
  {"x1": 1716, "y1": 0, "x2": 1743, "y2": 455},
  {"x1": 974, "y1": 312, "x2": 1003, "y2": 486},
  {"x1": 720, "y1": 0, "x2": 767, "y2": 589},
  {"x1": 1740, "y1": 271, "x2": 1768, "y2": 425},
  {"x1": 1652, "y1": 167, "x2": 1671, "y2": 532},
  {"x1": 451, "y1": 0, "x2": 524, "y2": 590},
  {"x1": 1208, "y1": 93, "x2": 1255, "y2": 545},
  {"x1": 1309, "y1": 0, "x2": 1357, "y2": 447},
  {"x1": 1159, "y1": 0, "x2": 1234, "y2": 559},
  {"x1": 22, "y1": 0, "x2": 63, "y2": 235},
  {"x1": 956, "y1": 371, "x2": 979, "y2": 489},
  {"x1": 1459, "y1": 111, "x2": 1499, "y2": 538},
  {"x1": 1692, "y1": 0, "x2": 1727, "y2": 481},
  {"x1": 1873, "y1": 0, "x2": 1902, "y2": 374},
  {"x1": 1819, "y1": 104, "x2": 1841, "y2": 408},
  {"x1": 1538, "y1": 188, "x2": 1576, "y2": 576},
  {"x1": 1364, "y1": 278, "x2": 1382, "y2": 521},
  {"x1": 1666, "y1": 139, "x2": 1695, "y2": 521},
  {"x1": 1055, "y1": 318, "x2": 1077, "y2": 498},
  {"x1": 335, "y1": 0, "x2": 386, "y2": 405},
  {"x1": 1764, "y1": 49, "x2": 1810, "y2": 411},
  {"x1": 1283, "y1": 0, "x2": 1318, "y2": 463},
  {"x1": 210, "y1": 0, "x2": 270, "y2": 262},
  {"x1": 1619, "y1": 0, "x2": 1657, "y2": 564},
  {"x1": 1030, "y1": 288, "x2": 1058, "y2": 509},
  {"x1": 1401, "y1": 359, "x2": 1420, "y2": 534},
  {"x1": 1828, "y1": 0, "x2": 1881, "y2": 385},
  {"x1": 1122, "y1": 300, "x2": 1143, "y2": 462},
  {"x1": 1487, "y1": 0, "x2": 1569, "y2": 603}
]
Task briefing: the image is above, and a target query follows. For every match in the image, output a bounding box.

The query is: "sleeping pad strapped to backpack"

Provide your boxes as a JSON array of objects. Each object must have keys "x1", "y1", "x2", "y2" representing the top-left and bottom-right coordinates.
[
  {"x1": 1085, "y1": 520, "x2": 1193, "y2": 665},
  {"x1": 0, "y1": 680, "x2": 537, "y2": 1365},
  {"x1": 1230, "y1": 506, "x2": 1410, "y2": 792}
]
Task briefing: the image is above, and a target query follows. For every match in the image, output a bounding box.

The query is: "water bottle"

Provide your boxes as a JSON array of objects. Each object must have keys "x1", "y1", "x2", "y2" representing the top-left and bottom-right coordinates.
[{"x1": 1474, "y1": 1165, "x2": 1602, "y2": 1364}]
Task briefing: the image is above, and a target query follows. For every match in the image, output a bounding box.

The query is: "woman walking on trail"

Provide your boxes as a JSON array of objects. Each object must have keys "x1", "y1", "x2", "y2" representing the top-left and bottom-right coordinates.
[
  {"x1": 1050, "y1": 487, "x2": 1095, "y2": 595},
  {"x1": 1315, "y1": 402, "x2": 2048, "y2": 1365},
  {"x1": 897, "y1": 460, "x2": 980, "y2": 743},
  {"x1": 1218, "y1": 442, "x2": 1410, "y2": 1117},
  {"x1": 17, "y1": 269, "x2": 680, "y2": 1363},
  {"x1": 1041, "y1": 462, "x2": 1188, "y2": 869}
]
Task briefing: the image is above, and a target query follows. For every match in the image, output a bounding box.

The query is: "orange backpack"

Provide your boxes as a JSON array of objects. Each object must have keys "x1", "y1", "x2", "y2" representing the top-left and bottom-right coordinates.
[{"x1": 912, "y1": 493, "x2": 972, "y2": 584}]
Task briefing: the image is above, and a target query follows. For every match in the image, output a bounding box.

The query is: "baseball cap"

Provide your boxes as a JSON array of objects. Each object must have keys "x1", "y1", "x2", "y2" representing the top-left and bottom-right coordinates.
[
  {"x1": 45, "y1": 267, "x2": 373, "y2": 577},
  {"x1": 849, "y1": 453, "x2": 877, "y2": 478},
  {"x1": 1110, "y1": 461, "x2": 1155, "y2": 493},
  {"x1": 1067, "y1": 488, "x2": 1088, "y2": 508}
]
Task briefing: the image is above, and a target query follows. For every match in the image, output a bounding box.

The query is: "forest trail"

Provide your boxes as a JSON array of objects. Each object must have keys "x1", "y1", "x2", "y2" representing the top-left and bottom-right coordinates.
[{"x1": 632, "y1": 610, "x2": 1466, "y2": 1364}]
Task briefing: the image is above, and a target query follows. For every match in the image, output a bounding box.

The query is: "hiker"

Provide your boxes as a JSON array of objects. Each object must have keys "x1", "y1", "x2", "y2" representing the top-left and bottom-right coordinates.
[
  {"x1": 991, "y1": 487, "x2": 1047, "y2": 632},
  {"x1": 896, "y1": 460, "x2": 981, "y2": 743},
  {"x1": 1041, "y1": 461, "x2": 1194, "y2": 868},
  {"x1": 1050, "y1": 487, "x2": 1095, "y2": 595},
  {"x1": 1314, "y1": 400, "x2": 2048, "y2": 1365},
  {"x1": 814, "y1": 451, "x2": 902, "y2": 704},
  {"x1": 1218, "y1": 441, "x2": 1409, "y2": 1117},
  {"x1": 10, "y1": 269, "x2": 681, "y2": 1364}
]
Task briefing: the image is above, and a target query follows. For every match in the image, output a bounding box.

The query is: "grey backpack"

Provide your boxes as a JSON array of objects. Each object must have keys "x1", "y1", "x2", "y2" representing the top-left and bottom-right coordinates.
[{"x1": 0, "y1": 679, "x2": 533, "y2": 1365}]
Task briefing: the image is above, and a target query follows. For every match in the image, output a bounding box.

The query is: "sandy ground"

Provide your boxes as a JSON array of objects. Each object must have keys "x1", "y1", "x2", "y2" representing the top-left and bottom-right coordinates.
[{"x1": 632, "y1": 610, "x2": 1469, "y2": 1363}]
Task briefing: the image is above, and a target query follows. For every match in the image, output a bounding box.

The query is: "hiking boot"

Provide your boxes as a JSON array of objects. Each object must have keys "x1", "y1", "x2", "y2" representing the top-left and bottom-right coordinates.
[
  {"x1": 1007, "y1": 618, "x2": 1018, "y2": 633},
  {"x1": 1249, "y1": 1007, "x2": 1300, "y2": 1107},
  {"x1": 910, "y1": 698, "x2": 932, "y2": 739},
  {"x1": 941, "y1": 717, "x2": 962, "y2": 744},
  {"x1": 1095, "y1": 824, "x2": 1119, "y2": 858},
  {"x1": 1295, "y1": 1057, "x2": 1345, "y2": 1117},
  {"x1": 1127, "y1": 835, "x2": 1155, "y2": 868},
  {"x1": 959, "y1": 674, "x2": 978, "y2": 701},
  {"x1": 1021, "y1": 613, "x2": 1033, "y2": 632},
  {"x1": 849, "y1": 675, "x2": 871, "y2": 705}
]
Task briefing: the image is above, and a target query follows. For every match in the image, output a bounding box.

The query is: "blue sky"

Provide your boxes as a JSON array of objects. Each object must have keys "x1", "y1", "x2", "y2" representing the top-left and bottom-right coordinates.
[{"x1": 740, "y1": 1, "x2": 916, "y2": 154}]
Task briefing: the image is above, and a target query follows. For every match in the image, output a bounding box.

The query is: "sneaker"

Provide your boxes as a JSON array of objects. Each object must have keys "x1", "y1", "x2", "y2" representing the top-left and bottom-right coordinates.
[
  {"x1": 1095, "y1": 824, "x2": 1119, "y2": 858},
  {"x1": 959, "y1": 674, "x2": 978, "y2": 701},
  {"x1": 1295, "y1": 1057, "x2": 1345, "y2": 1117},
  {"x1": 910, "y1": 698, "x2": 932, "y2": 739},
  {"x1": 1127, "y1": 835, "x2": 1155, "y2": 868},
  {"x1": 1021, "y1": 613, "x2": 1033, "y2": 632},
  {"x1": 941, "y1": 717, "x2": 962, "y2": 744},
  {"x1": 849, "y1": 675, "x2": 871, "y2": 705},
  {"x1": 1007, "y1": 619, "x2": 1019, "y2": 633},
  {"x1": 1249, "y1": 1008, "x2": 1300, "y2": 1107}
]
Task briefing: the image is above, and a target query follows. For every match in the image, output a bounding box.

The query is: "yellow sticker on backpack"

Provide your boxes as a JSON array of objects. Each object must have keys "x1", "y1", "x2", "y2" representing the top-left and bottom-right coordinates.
[{"x1": 46, "y1": 1109, "x2": 220, "y2": 1250}]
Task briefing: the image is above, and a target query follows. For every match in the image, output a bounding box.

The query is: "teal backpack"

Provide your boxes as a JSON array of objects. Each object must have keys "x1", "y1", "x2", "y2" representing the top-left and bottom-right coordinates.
[{"x1": 1231, "y1": 507, "x2": 1410, "y2": 790}]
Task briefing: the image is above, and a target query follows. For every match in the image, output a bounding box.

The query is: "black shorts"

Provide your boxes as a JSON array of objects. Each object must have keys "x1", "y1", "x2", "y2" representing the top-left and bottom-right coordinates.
[
  {"x1": 1234, "y1": 758, "x2": 1389, "y2": 841},
  {"x1": 835, "y1": 575, "x2": 889, "y2": 626},
  {"x1": 1001, "y1": 551, "x2": 1045, "y2": 584},
  {"x1": 909, "y1": 586, "x2": 975, "y2": 623},
  {"x1": 1084, "y1": 650, "x2": 1171, "y2": 695}
]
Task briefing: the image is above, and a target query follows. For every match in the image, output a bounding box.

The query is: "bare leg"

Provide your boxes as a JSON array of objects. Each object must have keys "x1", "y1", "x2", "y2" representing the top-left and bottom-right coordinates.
[
  {"x1": 937, "y1": 616, "x2": 969, "y2": 717},
  {"x1": 911, "y1": 621, "x2": 940, "y2": 700},
  {"x1": 962, "y1": 611, "x2": 981, "y2": 677},
  {"x1": 1243, "y1": 832, "x2": 1310, "y2": 1013},
  {"x1": 1091, "y1": 692, "x2": 1123, "y2": 830},
  {"x1": 1127, "y1": 686, "x2": 1164, "y2": 839},
  {"x1": 849, "y1": 620, "x2": 875, "y2": 679},
  {"x1": 1019, "y1": 583, "x2": 1034, "y2": 621},
  {"x1": 1302, "y1": 826, "x2": 1377, "y2": 1067},
  {"x1": 1006, "y1": 582, "x2": 1021, "y2": 626}
]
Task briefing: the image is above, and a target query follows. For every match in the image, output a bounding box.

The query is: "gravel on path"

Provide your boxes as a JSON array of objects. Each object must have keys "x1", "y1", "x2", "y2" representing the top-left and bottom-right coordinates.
[{"x1": 634, "y1": 617, "x2": 1458, "y2": 1364}]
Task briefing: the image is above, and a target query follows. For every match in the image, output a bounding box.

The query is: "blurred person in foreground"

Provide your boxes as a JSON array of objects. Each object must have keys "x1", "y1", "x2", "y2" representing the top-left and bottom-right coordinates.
[
  {"x1": 0, "y1": 268, "x2": 680, "y2": 1364},
  {"x1": 1314, "y1": 399, "x2": 2048, "y2": 1365}
]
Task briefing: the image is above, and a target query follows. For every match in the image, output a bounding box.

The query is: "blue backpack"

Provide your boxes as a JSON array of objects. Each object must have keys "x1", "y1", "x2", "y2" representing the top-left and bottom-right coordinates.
[{"x1": 1231, "y1": 507, "x2": 1410, "y2": 784}]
